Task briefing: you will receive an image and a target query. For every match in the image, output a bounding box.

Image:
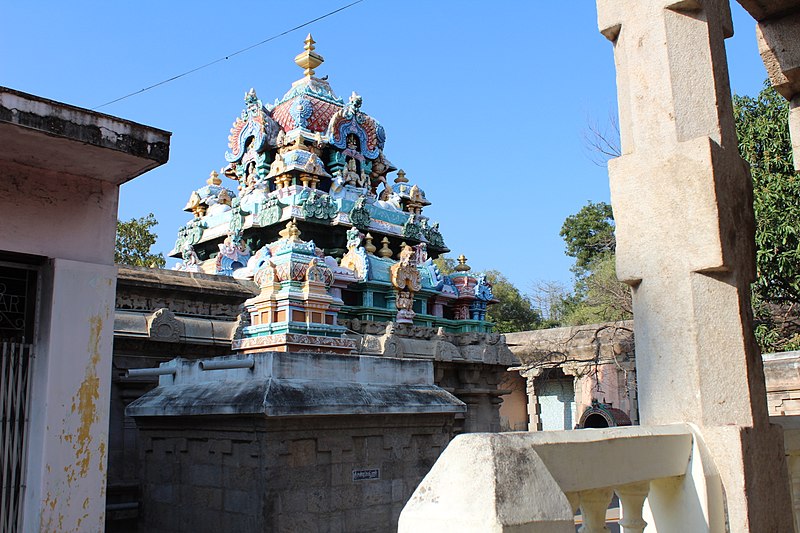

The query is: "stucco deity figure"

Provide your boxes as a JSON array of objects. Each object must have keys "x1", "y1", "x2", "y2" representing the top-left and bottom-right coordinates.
[
  {"x1": 346, "y1": 226, "x2": 362, "y2": 250},
  {"x1": 396, "y1": 289, "x2": 413, "y2": 311},
  {"x1": 398, "y1": 244, "x2": 415, "y2": 267},
  {"x1": 346, "y1": 133, "x2": 359, "y2": 152},
  {"x1": 376, "y1": 188, "x2": 402, "y2": 211},
  {"x1": 343, "y1": 158, "x2": 360, "y2": 186},
  {"x1": 306, "y1": 258, "x2": 322, "y2": 282},
  {"x1": 329, "y1": 174, "x2": 346, "y2": 199}
]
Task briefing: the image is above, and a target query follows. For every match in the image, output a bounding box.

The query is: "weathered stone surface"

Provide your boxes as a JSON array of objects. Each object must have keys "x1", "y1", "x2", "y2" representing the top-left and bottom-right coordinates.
[
  {"x1": 751, "y1": 5, "x2": 800, "y2": 170},
  {"x1": 594, "y1": 0, "x2": 793, "y2": 528},
  {"x1": 0, "y1": 86, "x2": 170, "y2": 185},
  {"x1": 756, "y1": 10, "x2": 800, "y2": 99},
  {"x1": 343, "y1": 319, "x2": 517, "y2": 366},
  {"x1": 736, "y1": 0, "x2": 800, "y2": 21},
  {"x1": 127, "y1": 352, "x2": 465, "y2": 418},
  {"x1": 399, "y1": 426, "x2": 698, "y2": 532},
  {"x1": 116, "y1": 265, "x2": 258, "y2": 318},
  {"x1": 135, "y1": 414, "x2": 454, "y2": 533},
  {"x1": 0, "y1": 87, "x2": 169, "y2": 533}
]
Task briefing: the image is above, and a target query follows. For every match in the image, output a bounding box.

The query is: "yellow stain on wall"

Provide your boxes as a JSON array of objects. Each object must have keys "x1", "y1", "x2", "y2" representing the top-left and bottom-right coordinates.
[
  {"x1": 41, "y1": 310, "x2": 108, "y2": 532},
  {"x1": 74, "y1": 314, "x2": 102, "y2": 478}
]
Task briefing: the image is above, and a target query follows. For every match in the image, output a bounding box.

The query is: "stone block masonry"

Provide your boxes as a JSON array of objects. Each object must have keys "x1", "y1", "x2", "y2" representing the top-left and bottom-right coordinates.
[
  {"x1": 134, "y1": 414, "x2": 455, "y2": 533},
  {"x1": 126, "y1": 350, "x2": 464, "y2": 531}
]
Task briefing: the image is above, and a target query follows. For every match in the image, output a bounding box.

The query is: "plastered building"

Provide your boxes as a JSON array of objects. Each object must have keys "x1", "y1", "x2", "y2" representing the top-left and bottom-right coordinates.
[{"x1": 0, "y1": 88, "x2": 169, "y2": 532}]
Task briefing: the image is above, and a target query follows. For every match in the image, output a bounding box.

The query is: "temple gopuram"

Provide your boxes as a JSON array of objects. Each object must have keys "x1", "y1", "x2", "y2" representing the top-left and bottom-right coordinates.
[
  {"x1": 171, "y1": 34, "x2": 496, "y2": 354},
  {"x1": 116, "y1": 36, "x2": 522, "y2": 533}
]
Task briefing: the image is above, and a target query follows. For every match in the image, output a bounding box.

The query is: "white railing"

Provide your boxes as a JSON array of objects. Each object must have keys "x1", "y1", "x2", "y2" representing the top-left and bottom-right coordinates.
[
  {"x1": 0, "y1": 341, "x2": 34, "y2": 533},
  {"x1": 399, "y1": 424, "x2": 725, "y2": 532}
]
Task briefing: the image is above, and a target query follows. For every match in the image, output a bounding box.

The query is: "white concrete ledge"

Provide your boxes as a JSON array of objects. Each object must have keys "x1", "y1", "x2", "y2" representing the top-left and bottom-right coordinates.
[{"x1": 399, "y1": 425, "x2": 697, "y2": 532}]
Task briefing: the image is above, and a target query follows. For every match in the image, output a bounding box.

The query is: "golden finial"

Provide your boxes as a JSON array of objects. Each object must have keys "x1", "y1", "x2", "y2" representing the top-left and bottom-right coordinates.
[
  {"x1": 455, "y1": 254, "x2": 471, "y2": 272},
  {"x1": 394, "y1": 169, "x2": 409, "y2": 184},
  {"x1": 207, "y1": 170, "x2": 222, "y2": 186},
  {"x1": 364, "y1": 233, "x2": 377, "y2": 255},
  {"x1": 279, "y1": 219, "x2": 302, "y2": 242},
  {"x1": 294, "y1": 34, "x2": 324, "y2": 77},
  {"x1": 378, "y1": 237, "x2": 393, "y2": 258}
]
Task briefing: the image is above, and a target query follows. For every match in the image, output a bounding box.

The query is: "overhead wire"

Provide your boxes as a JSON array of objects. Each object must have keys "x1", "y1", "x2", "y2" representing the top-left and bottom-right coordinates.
[{"x1": 92, "y1": 0, "x2": 364, "y2": 110}]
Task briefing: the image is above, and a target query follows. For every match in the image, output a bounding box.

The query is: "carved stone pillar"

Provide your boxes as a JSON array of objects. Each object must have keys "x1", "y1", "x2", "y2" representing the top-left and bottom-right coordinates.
[
  {"x1": 520, "y1": 368, "x2": 543, "y2": 431},
  {"x1": 596, "y1": 0, "x2": 792, "y2": 528}
]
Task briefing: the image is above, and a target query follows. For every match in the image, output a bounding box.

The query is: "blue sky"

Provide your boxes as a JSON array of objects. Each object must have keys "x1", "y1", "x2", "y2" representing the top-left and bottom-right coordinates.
[{"x1": 1, "y1": 1, "x2": 768, "y2": 294}]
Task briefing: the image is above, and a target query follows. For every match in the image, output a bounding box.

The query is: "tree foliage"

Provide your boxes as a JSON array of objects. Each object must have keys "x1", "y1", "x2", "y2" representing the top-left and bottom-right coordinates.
[
  {"x1": 559, "y1": 201, "x2": 616, "y2": 274},
  {"x1": 552, "y1": 201, "x2": 632, "y2": 325},
  {"x1": 734, "y1": 84, "x2": 800, "y2": 351},
  {"x1": 559, "y1": 253, "x2": 632, "y2": 325},
  {"x1": 734, "y1": 85, "x2": 800, "y2": 306},
  {"x1": 115, "y1": 213, "x2": 166, "y2": 268},
  {"x1": 483, "y1": 270, "x2": 542, "y2": 333}
]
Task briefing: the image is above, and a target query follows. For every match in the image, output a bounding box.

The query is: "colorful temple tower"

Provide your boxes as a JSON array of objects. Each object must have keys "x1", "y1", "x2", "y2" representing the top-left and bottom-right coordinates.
[{"x1": 172, "y1": 35, "x2": 497, "y2": 351}]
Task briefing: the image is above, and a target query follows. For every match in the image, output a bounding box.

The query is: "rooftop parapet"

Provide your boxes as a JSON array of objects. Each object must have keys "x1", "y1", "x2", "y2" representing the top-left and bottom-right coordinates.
[{"x1": 125, "y1": 351, "x2": 466, "y2": 418}]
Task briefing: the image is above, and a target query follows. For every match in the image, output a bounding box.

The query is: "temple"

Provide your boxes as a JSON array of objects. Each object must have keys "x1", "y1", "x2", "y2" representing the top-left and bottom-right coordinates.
[
  {"x1": 172, "y1": 34, "x2": 496, "y2": 356},
  {"x1": 119, "y1": 36, "x2": 518, "y2": 532}
]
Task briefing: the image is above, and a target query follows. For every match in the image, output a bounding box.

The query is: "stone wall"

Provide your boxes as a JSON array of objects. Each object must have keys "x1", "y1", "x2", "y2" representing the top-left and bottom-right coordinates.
[
  {"x1": 764, "y1": 351, "x2": 800, "y2": 415},
  {"x1": 508, "y1": 323, "x2": 800, "y2": 427},
  {"x1": 108, "y1": 266, "x2": 257, "y2": 529},
  {"x1": 505, "y1": 321, "x2": 637, "y2": 430},
  {"x1": 135, "y1": 414, "x2": 453, "y2": 533}
]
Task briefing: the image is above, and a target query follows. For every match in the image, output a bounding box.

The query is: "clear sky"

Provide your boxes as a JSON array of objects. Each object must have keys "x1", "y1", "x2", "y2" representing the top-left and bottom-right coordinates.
[{"x1": 1, "y1": 1, "x2": 769, "y2": 294}]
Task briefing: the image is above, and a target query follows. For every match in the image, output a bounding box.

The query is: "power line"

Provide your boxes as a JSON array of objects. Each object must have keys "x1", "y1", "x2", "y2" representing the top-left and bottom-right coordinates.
[{"x1": 93, "y1": 0, "x2": 364, "y2": 110}]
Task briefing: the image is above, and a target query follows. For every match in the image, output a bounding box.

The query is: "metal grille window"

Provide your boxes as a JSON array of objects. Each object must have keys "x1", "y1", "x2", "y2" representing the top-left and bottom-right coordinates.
[
  {"x1": 1, "y1": 341, "x2": 34, "y2": 533},
  {"x1": 0, "y1": 265, "x2": 37, "y2": 342},
  {"x1": 0, "y1": 261, "x2": 38, "y2": 533}
]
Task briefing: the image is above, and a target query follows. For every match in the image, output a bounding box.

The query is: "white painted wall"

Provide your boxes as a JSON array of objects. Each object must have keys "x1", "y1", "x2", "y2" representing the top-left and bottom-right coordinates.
[
  {"x1": 24, "y1": 259, "x2": 117, "y2": 532},
  {"x1": 0, "y1": 164, "x2": 118, "y2": 266}
]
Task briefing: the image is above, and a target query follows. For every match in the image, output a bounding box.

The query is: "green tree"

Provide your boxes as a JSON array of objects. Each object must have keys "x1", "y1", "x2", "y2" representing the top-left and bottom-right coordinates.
[
  {"x1": 559, "y1": 253, "x2": 632, "y2": 325},
  {"x1": 559, "y1": 201, "x2": 616, "y2": 274},
  {"x1": 115, "y1": 213, "x2": 166, "y2": 267},
  {"x1": 562, "y1": 84, "x2": 799, "y2": 350},
  {"x1": 483, "y1": 270, "x2": 542, "y2": 333},
  {"x1": 554, "y1": 201, "x2": 632, "y2": 325},
  {"x1": 433, "y1": 255, "x2": 457, "y2": 275},
  {"x1": 734, "y1": 83, "x2": 800, "y2": 351}
]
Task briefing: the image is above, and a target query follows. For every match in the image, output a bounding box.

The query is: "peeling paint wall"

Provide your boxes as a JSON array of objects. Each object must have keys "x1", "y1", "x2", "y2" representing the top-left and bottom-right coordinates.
[
  {"x1": 24, "y1": 260, "x2": 117, "y2": 532},
  {"x1": 0, "y1": 162, "x2": 118, "y2": 266},
  {"x1": 0, "y1": 88, "x2": 169, "y2": 532}
]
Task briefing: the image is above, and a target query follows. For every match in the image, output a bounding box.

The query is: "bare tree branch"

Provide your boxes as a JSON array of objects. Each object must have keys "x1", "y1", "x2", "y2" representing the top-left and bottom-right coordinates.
[{"x1": 582, "y1": 110, "x2": 621, "y2": 167}]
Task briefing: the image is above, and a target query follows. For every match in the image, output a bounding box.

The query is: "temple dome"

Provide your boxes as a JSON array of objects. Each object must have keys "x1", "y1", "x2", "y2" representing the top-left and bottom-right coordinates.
[{"x1": 272, "y1": 77, "x2": 343, "y2": 133}]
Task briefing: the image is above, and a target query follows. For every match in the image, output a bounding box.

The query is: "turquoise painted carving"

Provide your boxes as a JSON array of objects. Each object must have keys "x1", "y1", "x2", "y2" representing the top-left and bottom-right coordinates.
[
  {"x1": 349, "y1": 195, "x2": 371, "y2": 230},
  {"x1": 174, "y1": 218, "x2": 207, "y2": 251},
  {"x1": 402, "y1": 214, "x2": 422, "y2": 241},
  {"x1": 225, "y1": 89, "x2": 279, "y2": 163},
  {"x1": 475, "y1": 274, "x2": 494, "y2": 301},
  {"x1": 289, "y1": 97, "x2": 314, "y2": 129},
  {"x1": 302, "y1": 190, "x2": 338, "y2": 220},
  {"x1": 228, "y1": 196, "x2": 247, "y2": 237},
  {"x1": 423, "y1": 220, "x2": 446, "y2": 248},
  {"x1": 256, "y1": 195, "x2": 283, "y2": 226}
]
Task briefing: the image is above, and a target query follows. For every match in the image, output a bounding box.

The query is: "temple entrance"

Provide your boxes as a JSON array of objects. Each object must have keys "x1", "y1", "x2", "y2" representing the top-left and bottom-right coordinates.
[
  {"x1": 582, "y1": 413, "x2": 610, "y2": 428},
  {"x1": 577, "y1": 399, "x2": 631, "y2": 429}
]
